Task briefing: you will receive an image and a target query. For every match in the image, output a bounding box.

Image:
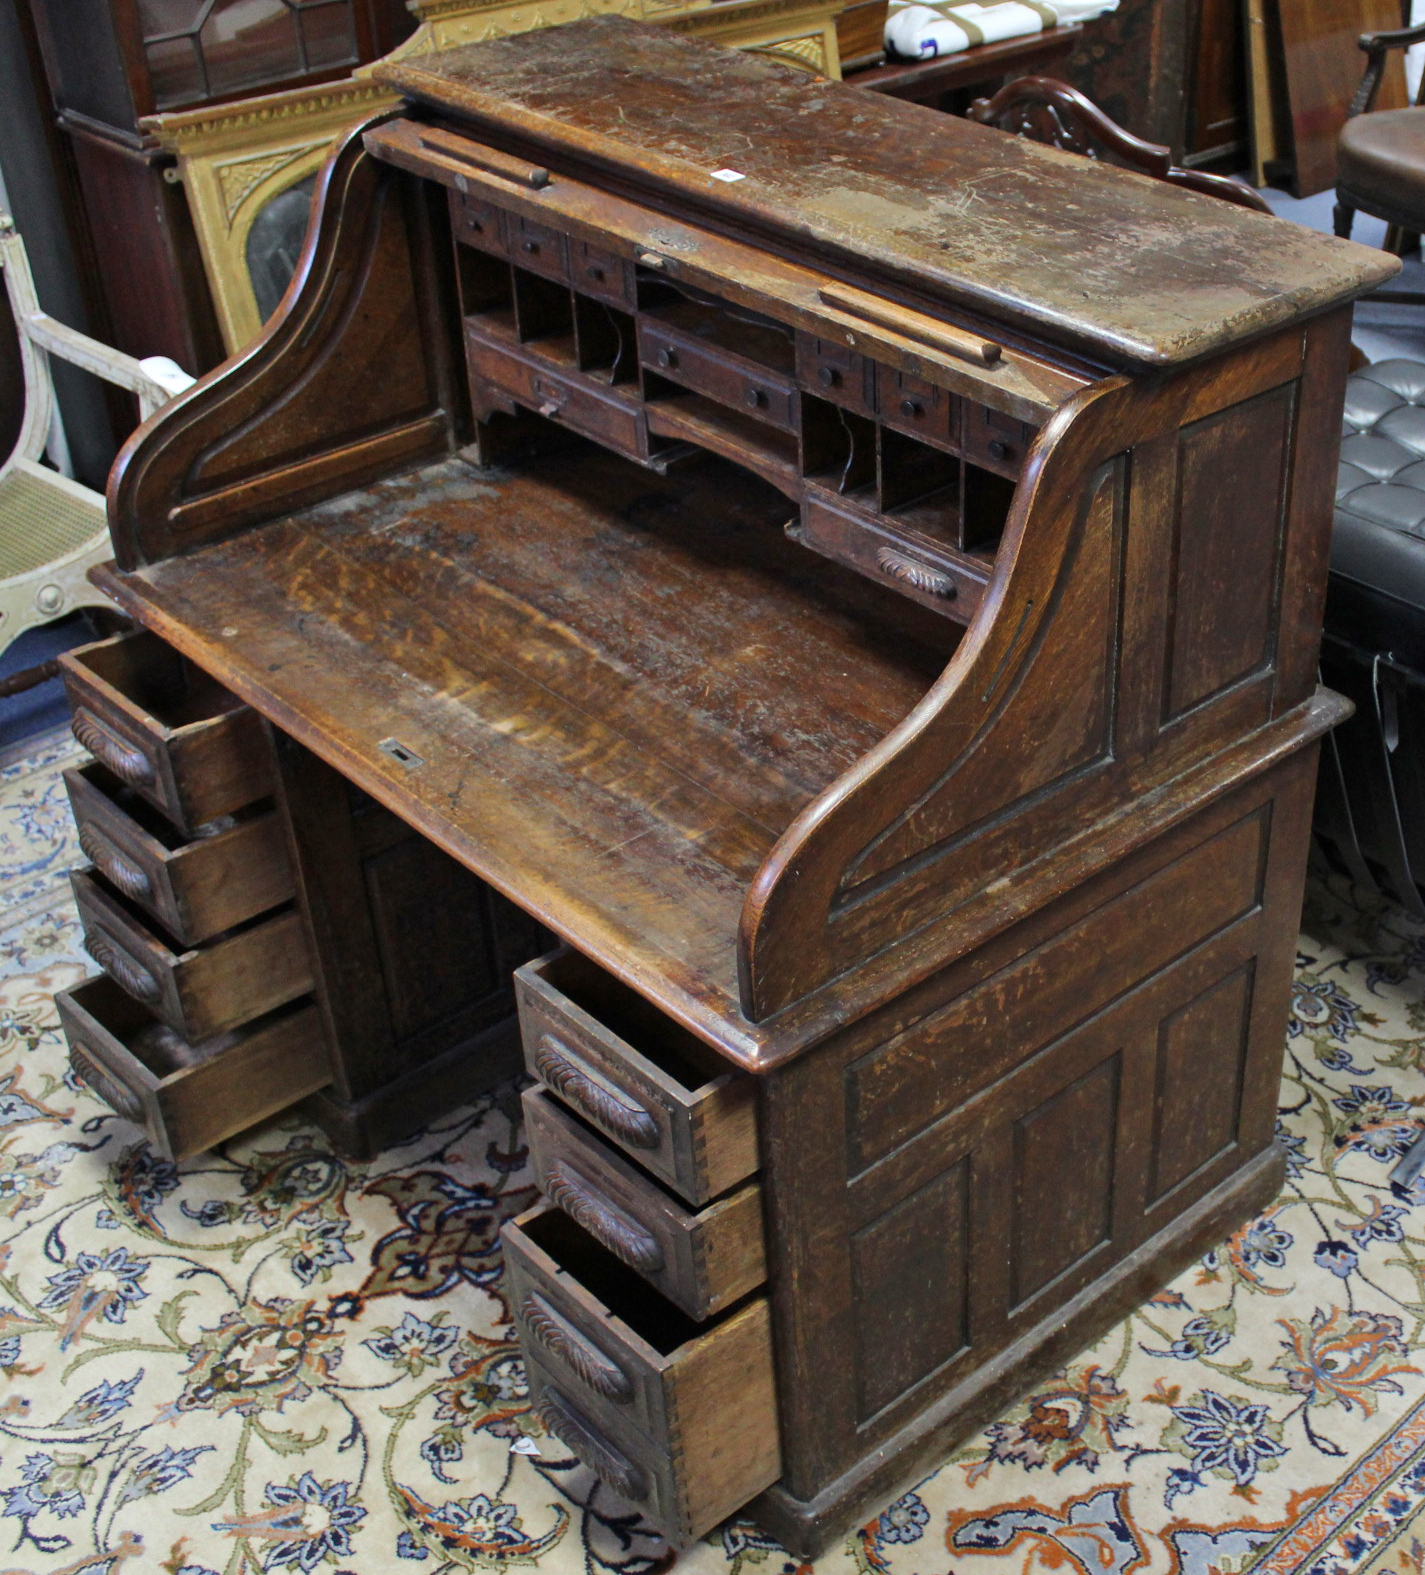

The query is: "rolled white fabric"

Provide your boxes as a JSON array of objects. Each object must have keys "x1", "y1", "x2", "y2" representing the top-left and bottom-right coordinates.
[{"x1": 884, "y1": 0, "x2": 1119, "y2": 61}]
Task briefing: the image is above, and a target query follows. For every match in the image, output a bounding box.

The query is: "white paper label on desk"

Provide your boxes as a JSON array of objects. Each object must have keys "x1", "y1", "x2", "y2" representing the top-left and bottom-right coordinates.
[
  {"x1": 510, "y1": 1436, "x2": 543, "y2": 1456},
  {"x1": 710, "y1": 168, "x2": 746, "y2": 182}
]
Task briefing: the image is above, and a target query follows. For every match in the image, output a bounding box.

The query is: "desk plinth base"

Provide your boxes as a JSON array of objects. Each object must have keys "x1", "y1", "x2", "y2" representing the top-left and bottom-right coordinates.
[
  {"x1": 751, "y1": 1141, "x2": 1285, "y2": 1559},
  {"x1": 300, "y1": 1015, "x2": 525, "y2": 1162}
]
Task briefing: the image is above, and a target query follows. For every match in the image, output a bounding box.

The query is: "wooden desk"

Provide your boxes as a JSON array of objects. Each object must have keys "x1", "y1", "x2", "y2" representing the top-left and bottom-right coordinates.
[
  {"x1": 847, "y1": 16, "x2": 1080, "y2": 111},
  {"x1": 53, "y1": 17, "x2": 1393, "y2": 1558}
]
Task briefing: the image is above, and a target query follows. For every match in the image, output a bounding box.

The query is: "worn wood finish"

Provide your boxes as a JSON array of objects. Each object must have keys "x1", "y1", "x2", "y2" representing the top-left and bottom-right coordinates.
[
  {"x1": 55, "y1": 975, "x2": 328, "y2": 1161},
  {"x1": 71, "y1": 870, "x2": 312, "y2": 1041},
  {"x1": 65, "y1": 763, "x2": 293, "y2": 946},
  {"x1": 503, "y1": 1203, "x2": 781, "y2": 1541},
  {"x1": 523, "y1": 1086, "x2": 766, "y2": 1321},
  {"x1": 377, "y1": 19, "x2": 1390, "y2": 368},
  {"x1": 60, "y1": 629, "x2": 274, "y2": 834},
  {"x1": 65, "y1": 22, "x2": 1391, "y2": 1552}
]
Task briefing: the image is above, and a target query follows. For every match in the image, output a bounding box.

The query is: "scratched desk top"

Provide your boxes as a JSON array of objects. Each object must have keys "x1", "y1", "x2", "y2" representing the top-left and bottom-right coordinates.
[{"x1": 379, "y1": 16, "x2": 1396, "y2": 369}]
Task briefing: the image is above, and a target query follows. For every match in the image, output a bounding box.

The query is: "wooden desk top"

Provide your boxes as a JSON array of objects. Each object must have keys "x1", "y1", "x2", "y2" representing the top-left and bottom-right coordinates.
[
  {"x1": 379, "y1": 16, "x2": 1394, "y2": 369},
  {"x1": 95, "y1": 447, "x2": 951, "y2": 1066}
]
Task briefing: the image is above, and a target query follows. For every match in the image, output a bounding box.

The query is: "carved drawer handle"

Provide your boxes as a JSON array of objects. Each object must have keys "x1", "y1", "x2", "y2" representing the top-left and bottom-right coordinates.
[
  {"x1": 535, "y1": 1388, "x2": 648, "y2": 1502},
  {"x1": 78, "y1": 825, "x2": 153, "y2": 902},
  {"x1": 84, "y1": 933, "x2": 161, "y2": 1004},
  {"x1": 876, "y1": 548, "x2": 958, "y2": 600},
  {"x1": 533, "y1": 1035, "x2": 659, "y2": 1150},
  {"x1": 545, "y1": 1160, "x2": 664, "y2": 1275},
  {"x1": 72, "y1": 709, "x2": 154, "y2": 787},
  {"x1": 521, "y1": 1292, "x2": 633, "y2": 1403},
  {"x1": 68, "y1": 1045, "x2": 145, "y2": 1125}
]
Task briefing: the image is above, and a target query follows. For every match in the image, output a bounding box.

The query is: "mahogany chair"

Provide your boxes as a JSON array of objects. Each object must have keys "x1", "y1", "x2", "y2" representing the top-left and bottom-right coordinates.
[
  {"x1": 967, "y1": 75, "x2": 1272, "y2": 214},
  {"x1": 1333, "y1": 13, "x2": 1425, "y2": 287}
]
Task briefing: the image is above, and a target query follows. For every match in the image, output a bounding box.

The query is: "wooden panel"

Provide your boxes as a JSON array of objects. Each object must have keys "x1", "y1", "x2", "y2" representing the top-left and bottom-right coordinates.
[
  {"x1": 364, "y1": 834, "x2": 499, "y2": 1041},
  {"x1": 1011, "y1": 1053, "x2": 1119, "y2": 1307},
  {"x1": 1164, "y1": 384, "x2": 1293, "y2": 720},
  {"x1": 843, "y1": 796, "x2": 1270, "y2": 1176},
  {"x1": 1149, "y1": 963, "x2": 1254, "y2": 1206},
  {"x1": 851, "y1": 1160, "x2": 969, "y2": 1422},
  {"x1": 1278, "y1": 0, "x2": 1409, "y2": 197}
]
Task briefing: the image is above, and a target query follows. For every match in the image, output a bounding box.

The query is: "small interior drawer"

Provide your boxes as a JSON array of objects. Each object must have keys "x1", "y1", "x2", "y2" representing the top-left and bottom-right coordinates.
[
  {"x1": 514, "y1": 948, "x2": 757, "y2": 1206},
  {"x1": 524, "y1": 1086, "x2": 765, "y2": 1321},
  {"x1": 55, "y1": 975, "x2": 328, "y2": 1161},
  {"x1": 510, "y1": 214, "x2": 569, "y2": 282},
  {"x1": 465, "y1": 326, "x2": 646, "y2": 462},
  {"x1": 962, "y1": 401, "x2": 1036, "y2": 479},
  {"x1": 795, "y1": 333, "x2": 878, "y2": 417},
  {"x1": 637, "y1": 299, "x2": 799, "y2": 434},
  {"x1": 449, "y1": 189, "x2": 510, "y2": 258},
  {"x1": 797, "y1": 490, "x2": 986, "y2": 622},
  {"x1": 65, "y1": 763, "x2": 294, "y2": 947},
  {"x1": 503, "y1": 1203, "x2": 780, "y2": 1543},
  {"x1": 572, "y1": 239, "x2": 635, "y2": 308},
  {"x1": 60, "y1": 629, "x2": 274, "y2": 836},
  {"x1": 877, "y1": 364, "x2": 960, "y2": 451},
  {"x1": 72, "y1": 869, "x2": 313, "y2": 1042}
]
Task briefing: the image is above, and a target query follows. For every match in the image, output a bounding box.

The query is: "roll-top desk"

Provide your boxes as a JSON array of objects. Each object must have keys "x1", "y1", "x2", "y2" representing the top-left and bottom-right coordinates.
[{"x1": 52, "y1": 20, "x2": 1394, "y2": 1554}]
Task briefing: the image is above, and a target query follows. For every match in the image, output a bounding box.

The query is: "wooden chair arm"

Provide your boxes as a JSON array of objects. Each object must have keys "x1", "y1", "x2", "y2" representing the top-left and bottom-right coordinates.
[
  {"x1": 20, "y1": 312, "x2": 194, "y2": 419},
  {"x1": 1348, "y1": 19, "x2": 1425, "y2": 117}
]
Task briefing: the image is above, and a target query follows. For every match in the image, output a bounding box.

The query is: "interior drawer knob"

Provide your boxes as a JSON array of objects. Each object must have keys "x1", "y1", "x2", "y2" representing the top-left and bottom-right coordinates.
[
  {"x1": 818, "y1": 366, "x2": 839, "y2": 388},
  {"x1": 521, "y1": 1292, "x2": 634, "y2": 1403},
  {"x1": 72, "y1": 709, "x2": 154, "y2": 787},
  {"x1": 545, "y1": 1160, "x2": 665, "y2": 1274},
  {"x1": 69, "y1": 1046, "x2": 144, "y2": 1125},
  {"x1": 533, "y1": 1035, "x2": 659, "y2": 1149},
  {"x1": 84, "y1": 932, "x2": 161, "y2": 1004},
  {"x1": 988, "y1": 439, "x2": 1011, "y2": 461},
  {"x1": 78, "y1": 825, "x2": 153, "y2": 902},
  {"x1": 535, "y1": 1388, "x2": 648, "y2": 1502},
  {"x1": 746, "y1": 386, "x2": 767, "y2": 408},
  {"x1": 900, "y1": 398, "x2": 923, "y2": 420},
  {"x1": 655, "y1": 347, "x2": 678, "y2": 371}
]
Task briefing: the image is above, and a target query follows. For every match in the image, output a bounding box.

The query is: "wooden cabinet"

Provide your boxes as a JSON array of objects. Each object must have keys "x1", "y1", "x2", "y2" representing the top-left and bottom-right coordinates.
[
  {"x1": 54, "y1": 17, "x2": 1395, "y2": 1554},
  {"x1": 21, "y1": 0, "x2": 414, "y2": 373}
]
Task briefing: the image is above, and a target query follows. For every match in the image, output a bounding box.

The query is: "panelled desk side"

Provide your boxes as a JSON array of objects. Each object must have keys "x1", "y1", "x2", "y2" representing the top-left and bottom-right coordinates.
[{"x1": 62, "y1": 20, "x2": 1394, "y2": 1555}]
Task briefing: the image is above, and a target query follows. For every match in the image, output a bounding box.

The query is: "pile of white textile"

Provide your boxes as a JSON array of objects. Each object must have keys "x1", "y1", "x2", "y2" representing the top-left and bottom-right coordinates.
[{"x1": 884, "y1": 0, "x2": 1118, "y2": 61}]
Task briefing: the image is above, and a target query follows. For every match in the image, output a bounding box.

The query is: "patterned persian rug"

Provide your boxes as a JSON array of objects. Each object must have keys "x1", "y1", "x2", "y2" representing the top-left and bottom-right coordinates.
[{"x1": 0, "y1": 725, "x2": 1424, "y2": 1575}]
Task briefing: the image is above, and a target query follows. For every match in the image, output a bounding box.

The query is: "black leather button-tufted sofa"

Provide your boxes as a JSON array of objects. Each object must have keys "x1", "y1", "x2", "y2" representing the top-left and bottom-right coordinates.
[{"x1": 1320, "y1": 360, "x2": 1425, "y2": 914}]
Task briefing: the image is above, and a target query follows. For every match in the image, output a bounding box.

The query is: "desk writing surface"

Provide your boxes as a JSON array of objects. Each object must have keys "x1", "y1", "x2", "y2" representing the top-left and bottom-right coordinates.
[
  {"x1": 93, "y1": 445, "x2": 951, "y2": 1062},
  {"x1": 378, "y1": 15, "x2": 1396, "y2": 368}
]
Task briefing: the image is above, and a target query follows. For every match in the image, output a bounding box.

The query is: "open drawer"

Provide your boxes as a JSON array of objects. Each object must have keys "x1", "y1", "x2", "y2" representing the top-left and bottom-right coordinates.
[
  {"x1": 504, "y1": 1203, "x2": 780, "y2": 1543},
  {"x1": 514, "y1": 949, "x2": 757, "y2": 1206},
  {"x1": 71, "y1": 869, "x2": 313, "y2": 1041},
  {"x1": 60, "y1": 630, "x2": 274, "y2": 835},
  {"x1": 55, "y1": 975, "x2": 328, "y2": 1160},
  {"x1": 523, "y1": 1086, "x2": 766, "y2": 1321},
  {"x1": 65, "y1": 764, "x2": 293, "y2": 946}
]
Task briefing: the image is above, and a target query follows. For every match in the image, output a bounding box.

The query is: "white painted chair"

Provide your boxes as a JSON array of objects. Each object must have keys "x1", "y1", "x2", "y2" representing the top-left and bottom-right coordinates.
[{"x1": 0, "y1": 212, "x2": 194, "y2": 685}]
